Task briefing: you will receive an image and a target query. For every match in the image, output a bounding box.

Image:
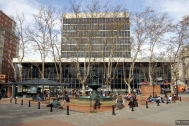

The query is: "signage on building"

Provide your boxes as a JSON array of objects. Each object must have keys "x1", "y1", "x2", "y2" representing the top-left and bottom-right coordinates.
[
  {"x1": 17, "y1": 85, "x2": 22, "y2": 92},
  {"x1": 29, "y1": 86, "x2": 37, "y2": 93}
]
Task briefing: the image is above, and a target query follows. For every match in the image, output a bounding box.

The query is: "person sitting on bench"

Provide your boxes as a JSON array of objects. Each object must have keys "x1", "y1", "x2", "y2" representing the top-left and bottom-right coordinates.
[
  {"x1": 52, "y1": 98, "x2": 62, "y2": 108},
  {"x1": 37, "y1": 96, "x2": 42, "y2": 101},
  {"x1": 46, "y1": 98, "x2": 55, "y2": 107},
  {"x1": 147, "y1": 95, "x2": 153, "y2": 102}
]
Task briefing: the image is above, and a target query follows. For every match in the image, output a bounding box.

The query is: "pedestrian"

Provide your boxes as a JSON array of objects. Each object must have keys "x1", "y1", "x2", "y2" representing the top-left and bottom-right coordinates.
[
  {"x1": 47, "y1": 90, "x2": 50, "y2": 99},
  {"x1": 115, "y1": 96, "x2": 118, "y2": 110},
  {"x1": 37, "y1": 94, "x2": 42, "y2": 101},
  {"x1": 94, "y1": 101, "x2": 97, "y2": 110},
  {"x1": 96, "y1": 99, "x2": 101, "y2": 109},
  {"x1": 44, "y1": 90, "x2": 47, "y2": 99}
]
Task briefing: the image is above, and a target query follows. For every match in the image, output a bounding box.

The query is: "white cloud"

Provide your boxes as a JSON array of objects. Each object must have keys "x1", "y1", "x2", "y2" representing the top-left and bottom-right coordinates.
[
  {"x1": 161, "y1": 0, "x2": 189, "y2": 21},
  {"x1": 0, "y1": 0, "x2": 40, "y2": 24},
  {"x1": 145, "y1": 0, "x2": 189, "y2": 21},
  {"x1": 0, "y1": 0, "x2": 42, "y2": 58}
]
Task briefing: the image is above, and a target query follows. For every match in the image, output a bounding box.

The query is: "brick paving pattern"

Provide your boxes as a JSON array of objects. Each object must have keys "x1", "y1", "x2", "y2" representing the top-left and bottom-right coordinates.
[{"x1": 0, "y1": 94, "x2": 189, "y2": 126}]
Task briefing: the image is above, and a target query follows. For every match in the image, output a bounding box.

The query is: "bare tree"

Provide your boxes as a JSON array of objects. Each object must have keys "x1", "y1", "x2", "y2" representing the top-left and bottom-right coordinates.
[
  {"x1": 166, "y1": 15, "x2": 189, "y2": 93},
  {"x1": 28, "y1": 6, "x2": 56, "y2": 78},
  {"x1": 13, "y1": 13, "x2": 30, "y2": 82},
  {"x1": 100, "y1": 8, "x2": 129, "y2": 92},
  {"x1": 62, "y1": 0, "x2": 100, "y2": 94},
  {"x1": 122, "y1": 9, "x2": 151, "y2": 93},
  {"x1": 63, "y1": 0, "x2": 128, "y2": 94},
  {"x1": 137, "y1": 8, "x2": 172, "y2": 86}
]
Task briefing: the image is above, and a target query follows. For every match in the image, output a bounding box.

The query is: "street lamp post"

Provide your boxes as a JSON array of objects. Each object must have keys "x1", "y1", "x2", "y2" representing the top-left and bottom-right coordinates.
[
  {"x1": 162, "y1": 77, "x2": 165, "y2": 94},
  {"x1": 31, "y1": 66, "x2": 33, "y2": 80},
  {"x1": 176, "y1": 81, "x2": 178, "y2": 96},
  {"x1": 150, "y1": 73, "x2": 154, "y2": 97},
  {"x1": 174, "y1": 71, "x2": 178, "y2": 96},
  {"x1": 132, "y1": 75, "x2": 134, "y2": 89}
]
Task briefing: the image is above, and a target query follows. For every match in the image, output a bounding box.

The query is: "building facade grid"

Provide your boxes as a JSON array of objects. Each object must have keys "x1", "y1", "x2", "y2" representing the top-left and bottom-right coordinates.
[{"x1": 61, "y1": 13, "x2": 131, "y2": 58}]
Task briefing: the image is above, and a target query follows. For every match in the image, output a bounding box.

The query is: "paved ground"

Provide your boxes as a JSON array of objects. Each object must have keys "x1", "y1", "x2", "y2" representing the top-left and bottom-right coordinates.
[{"x1": 0, "y1": 93, "x2": 189, "y2": 126}]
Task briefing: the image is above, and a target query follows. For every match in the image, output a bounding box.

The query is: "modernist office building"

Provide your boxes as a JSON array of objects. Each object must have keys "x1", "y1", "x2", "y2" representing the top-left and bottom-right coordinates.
[
  {"x1": 61, "y1": 12, "x2": 131, "y2": 89},
  {"x1": 60, "y1": 13, "x2": 171, "y2": 89},
  {"x1": 61, "y1": 13, "x2": 131, "y2": 58},
  {"x1": 13, "y1": 13, "x2": 173, "y2": 94}
]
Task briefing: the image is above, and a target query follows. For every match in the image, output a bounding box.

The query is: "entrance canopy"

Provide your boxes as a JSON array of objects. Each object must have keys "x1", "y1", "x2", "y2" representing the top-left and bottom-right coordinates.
[{"x1": 16, "y1": 78, "x2": 70, "y2": 86}]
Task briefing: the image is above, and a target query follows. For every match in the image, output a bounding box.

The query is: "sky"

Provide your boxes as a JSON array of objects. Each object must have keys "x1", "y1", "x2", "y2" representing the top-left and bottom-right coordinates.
[
  {"x1": 0, "y1": 0, "x2": 189, "y2": 22},
  {"x1": 0, "y1": 0, "x2": 189, "y2": 58}
]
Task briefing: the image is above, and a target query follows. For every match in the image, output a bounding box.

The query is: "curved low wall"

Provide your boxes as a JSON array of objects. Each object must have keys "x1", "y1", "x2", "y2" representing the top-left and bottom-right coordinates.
[{"x1": 78, "y1": 96, "x2": 113, "y2": 101}]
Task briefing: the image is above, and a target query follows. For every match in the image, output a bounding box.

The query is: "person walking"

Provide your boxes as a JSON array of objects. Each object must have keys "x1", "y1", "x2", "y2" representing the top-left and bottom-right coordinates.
[
  {"x1": 47, "y1": 90, "x2": 50, "y2": 99},
  {"x1": 115, "y1": 96, "x2": 118, "y2": 110}
]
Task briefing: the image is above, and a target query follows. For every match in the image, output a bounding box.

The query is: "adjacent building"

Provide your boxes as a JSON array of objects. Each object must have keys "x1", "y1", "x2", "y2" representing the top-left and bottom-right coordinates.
[
  {"x1": 0, "y1": 10, "x2": 19, "y2": 98},
  {"x1": 0, "y1": 10, "x2": 19, "y2": 81}
]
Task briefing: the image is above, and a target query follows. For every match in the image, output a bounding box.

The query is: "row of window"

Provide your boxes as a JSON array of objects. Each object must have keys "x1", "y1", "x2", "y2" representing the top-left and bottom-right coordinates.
[
  {"x1": 63, "y1": 30, "x2": 130, "y2": 37},
  {"x1": 0, "y1": 16, "x2": 12, "y2": 22},
  {"x1": 61, "y1": 51, "x2": 131, "y2": 58},
  {"x1": 62, "y1": 37, "x2": 130, "y2": 44},
  {"x1": 63, "y1": 24, "x2": 129, "y2": 31},
  {"x1": 63, "y1": 17, "x2": 129, "y2": 24},
  {"x1": 62, "y1": 44, "x2": 130, "y2": 51}
]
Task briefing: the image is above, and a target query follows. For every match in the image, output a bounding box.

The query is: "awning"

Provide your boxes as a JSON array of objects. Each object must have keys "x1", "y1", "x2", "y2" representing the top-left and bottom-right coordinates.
[{"x1": 15, "y1": 78, "x2": 70, "y2": 86}]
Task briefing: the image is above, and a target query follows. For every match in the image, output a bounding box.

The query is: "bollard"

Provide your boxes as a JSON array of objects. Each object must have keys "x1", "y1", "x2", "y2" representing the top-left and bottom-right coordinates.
[
  {"x1": 15, "y1": 98, "x2": 17, "y2": 104},
  {"x1": 157, "y1": 101, "x2": 160, "y2": 106},
  {"x1": 112, "y1": 105, "x2": 116, "y2": 115},
  {"x1": 10, "y1": 98, "x2": 12, "y2": 103},
  {"x1": 146, "y1": 101, "x2": 148, "y2": 109},
  {"x1": 180, "y1": 96, "x2": 181, "y2": 101},
  {"x1": 50, "y1": 104, "x2": 53, "y2": 112},
  {"x1": 28, "y1": 100, "x2": 31, "y2": 107},
  {"x1": 131, "y1": 103, "x2": 134, "y2": 111},
  {"x1": 38, "y1": 102, "x2": 40, "y2": 109},
  {"x1": 21, "y1": 99, "x2": 23, "y2": 105},
  {"x1": 66, "y1": 105, "x2": 69, "y2": 115}
]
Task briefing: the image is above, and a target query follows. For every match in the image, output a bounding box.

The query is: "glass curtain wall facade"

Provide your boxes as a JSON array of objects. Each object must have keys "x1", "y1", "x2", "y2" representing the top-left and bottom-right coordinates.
[
  {"x1": 21, "y1": 63, "x2": 172, "y2": 90},
  {"x1": 61, "y1": 13, "x2": 131, "y2": 58}
]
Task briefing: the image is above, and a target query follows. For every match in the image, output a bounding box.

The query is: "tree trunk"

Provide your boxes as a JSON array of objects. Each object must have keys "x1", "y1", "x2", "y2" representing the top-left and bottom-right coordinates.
[
  {"x1": 81, "y1": 83, "x2": 86, "y2": 96},
  {"x1": 127, "y1": 83, "x2": 131, "y2": 94},
  {"x1": 170, "y1": 84, "x2": 174, "y2": 94}
]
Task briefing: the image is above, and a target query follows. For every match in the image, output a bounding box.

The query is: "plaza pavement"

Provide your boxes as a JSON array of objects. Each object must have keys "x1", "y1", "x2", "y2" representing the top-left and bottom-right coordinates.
[{"x1": 0, "y1": 94, "x2": 189, "y2": 126}]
